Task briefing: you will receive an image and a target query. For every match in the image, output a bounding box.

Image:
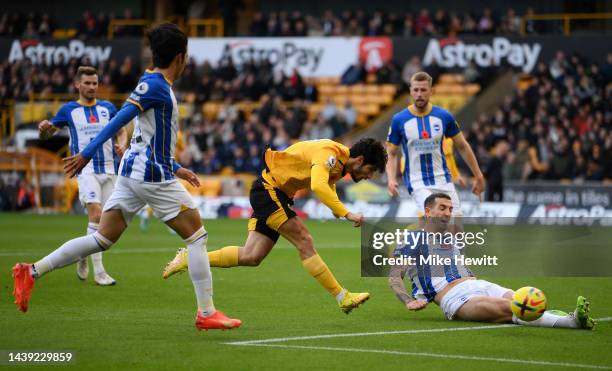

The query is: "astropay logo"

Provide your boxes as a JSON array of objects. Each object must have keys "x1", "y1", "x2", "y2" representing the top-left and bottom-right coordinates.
[
  {"x1": 218, "y1": 40, "x2": 323, "y2": 72},
  {"x1": 8, "y1": 39, "x2": 112, "y2": 65},
  {"x1": 359, "y1": 37, "x2": 392, "y2": 72},
  {"x1": 423, "y1": 37, "x2": 541, "y2": 73}
]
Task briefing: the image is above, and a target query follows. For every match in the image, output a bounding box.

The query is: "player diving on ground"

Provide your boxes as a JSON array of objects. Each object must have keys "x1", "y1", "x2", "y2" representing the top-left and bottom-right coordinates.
[{"x1": 388, "y1": 192, "x2": 595, "y2": 329}]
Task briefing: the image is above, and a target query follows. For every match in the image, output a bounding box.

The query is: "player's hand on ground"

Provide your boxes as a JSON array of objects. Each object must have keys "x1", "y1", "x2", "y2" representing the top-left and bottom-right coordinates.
[
  {"x1": 176, "y1": 168, "x2": 201, "y2": 187},
  {"x1": 38, "y1": 120, "x2": 54, "y2": 139},
  {"x1": 388, "y1": 179, "x2": 399, "y2": 197},
  {"x1": 406, "y1": 299, "x2": 428, "y2": 311},
  {"x1": 472, "y1": 175, "x2": 485, "y2": 199},
  {"x1": 454, "y1": 175, "x2": 467, "y2": 188},
  {"x1": 63, "y1": 154, "x2": 89, "y2": 178},
  {"x1": 345, "y1": 212, "x2": 364, "y2": 227},
  {"x1": 114, "y1": 144, "x2": 127, "y2": 158}
]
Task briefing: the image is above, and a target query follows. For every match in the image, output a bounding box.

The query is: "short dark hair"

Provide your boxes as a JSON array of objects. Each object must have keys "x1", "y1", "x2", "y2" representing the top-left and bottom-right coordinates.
[
  {"x1": 76, "y1": 66, "x2": 97, "y2": 80},
  {"x1": 146, "y1": 22, "x2": 187, "y2": 68},
  {"x1": 349, "y1": 138, "x2": 387, "y2": 173},
  {"x1": 424, "y1": 193, "x2": 451, "y2": 209}
]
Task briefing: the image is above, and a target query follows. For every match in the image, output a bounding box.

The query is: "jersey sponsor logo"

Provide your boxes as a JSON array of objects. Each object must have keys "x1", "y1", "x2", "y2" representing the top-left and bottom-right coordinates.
[
  {"x1": 326, "y1": 155, "x2": 336, "y2": 169},
  {"x1": 411, "y1": 138, "x2": 440, "y2": 153},
  {"x1": 135, "y1": 82, "x2": 149, "y2": 95}
]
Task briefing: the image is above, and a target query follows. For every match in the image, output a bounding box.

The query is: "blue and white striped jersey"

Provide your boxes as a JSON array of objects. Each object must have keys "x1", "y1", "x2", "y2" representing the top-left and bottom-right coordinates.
[
  {"x1": 121, "y1": 70, "x2": 180, "y2": 183},
  {"x1": 394, "y1": 230, "x2": 473, "y2": 302},
  {"x1": 51, "y1": 100, "x2": 118, "y2": 175},
  {"x1": 387, "y1": 104, "x2": 460, "y2": 193}
]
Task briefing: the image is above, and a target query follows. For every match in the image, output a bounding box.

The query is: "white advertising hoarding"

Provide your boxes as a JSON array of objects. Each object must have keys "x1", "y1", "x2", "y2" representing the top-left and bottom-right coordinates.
[{"x1": 188, "y1": 37, "x2": 361, "y2": 77}]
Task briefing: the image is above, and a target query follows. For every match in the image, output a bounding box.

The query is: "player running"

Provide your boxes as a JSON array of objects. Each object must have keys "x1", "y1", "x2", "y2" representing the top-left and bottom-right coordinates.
[
  {"x1": 38, "y1": 66, "x2": 127, "y2": 286},
  {"x1": 386, "y1": 72, "x2": 485, "y2": 216},
  {"x1": 12, "y1": 22, "x2": 241, "y2": 331},
  {"x1": 164, "y1": 138, "x2": 387, "y2": 314},
  {"x1": 388, "y1": 192, "x2": 595, "y2": 329}
]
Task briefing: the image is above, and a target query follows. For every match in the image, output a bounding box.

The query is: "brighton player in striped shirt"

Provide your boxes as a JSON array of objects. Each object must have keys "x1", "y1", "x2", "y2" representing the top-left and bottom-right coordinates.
[
  {"x1": 388, "y1": 193, "x2": 595, "y2": 329},
  {"x1": 12, "y1": 23, "x2": 241, "y2": 330},
  {"x1": 386, "y1": 71, "x2": 484, "y2": 216},
  {"x1": 38, "y1": 66, "x2": 127, "y2": 286}
]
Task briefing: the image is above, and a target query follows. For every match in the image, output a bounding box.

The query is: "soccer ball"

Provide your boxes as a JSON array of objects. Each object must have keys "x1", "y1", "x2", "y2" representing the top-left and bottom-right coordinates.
[{"x1": 511, "y1": 286, "x2": 547, "y2": 321}]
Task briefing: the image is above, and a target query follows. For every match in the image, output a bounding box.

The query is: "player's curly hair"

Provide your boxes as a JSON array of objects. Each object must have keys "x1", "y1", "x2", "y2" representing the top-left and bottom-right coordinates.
[
  {"x1": 146, "y1": 22, "x2": 187, "y2": 68},
  {"x1": 349, "y1": 138, "x2": 387, "y2": 173}
]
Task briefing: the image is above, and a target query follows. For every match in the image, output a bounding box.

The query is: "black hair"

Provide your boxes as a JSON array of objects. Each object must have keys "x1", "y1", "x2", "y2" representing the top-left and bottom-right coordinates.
[
  {"x1": 349, "y1": 138, "x2": 387, "y2": 173},
  {"x1": 146, "y1": 22, "x2": 187, "y2": 68},
  {"x1": 424, "y1": 192, "x2": 451, "y2": 209}
]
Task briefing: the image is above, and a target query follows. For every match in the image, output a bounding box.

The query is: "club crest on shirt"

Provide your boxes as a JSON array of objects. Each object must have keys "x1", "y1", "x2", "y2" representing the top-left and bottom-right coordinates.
[
  {"x1": 433, "y1": 123, "x2": 441, "y2": 132},
  {"x1": 135, "y1": 82, "x2": 149, "y2": 95},
  {"x1": 327, "y1": 155, "x2": 336, "y2": 169}
]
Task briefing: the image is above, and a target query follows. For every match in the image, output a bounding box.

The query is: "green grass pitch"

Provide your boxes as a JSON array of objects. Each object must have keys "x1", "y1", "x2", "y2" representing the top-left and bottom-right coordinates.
[{"x1": 1, "y1": 213, "x2": 611, "y2": 370}]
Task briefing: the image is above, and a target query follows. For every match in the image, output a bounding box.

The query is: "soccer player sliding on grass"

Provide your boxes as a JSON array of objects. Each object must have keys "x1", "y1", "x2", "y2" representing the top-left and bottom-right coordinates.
[
  {"x1": 164, "y1": 138, "x2": 387, "y2": 314},
  {"x1": 388, "y1": 193, "x2": 595, "y2": 329},
  {"x1": 12, "y1": 23, "x2": 241, "y2": 331}
]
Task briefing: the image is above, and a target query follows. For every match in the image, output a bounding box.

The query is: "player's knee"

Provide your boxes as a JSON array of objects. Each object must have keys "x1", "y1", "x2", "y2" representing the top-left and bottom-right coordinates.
[
  {"x1": 241, "y1": 252, "x2": 264, "y2": 266},
  {"x1": 296, "y1": 231, "x2": 314, "y2": 254}
]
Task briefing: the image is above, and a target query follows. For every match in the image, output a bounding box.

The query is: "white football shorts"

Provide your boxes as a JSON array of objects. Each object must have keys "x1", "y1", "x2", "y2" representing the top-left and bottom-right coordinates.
[
  {"x1": 440, "y1": 279, "x2": 512, "y2": 320},
  {"x1": 412, "y1": 182, "x2": 463, "y2": 216},
  {"x1": 77, "y1": 174, "x2": 116, "y2": 207},
  {"x1": 103, "y1": 176, "x2": 196, "y2": 223}
]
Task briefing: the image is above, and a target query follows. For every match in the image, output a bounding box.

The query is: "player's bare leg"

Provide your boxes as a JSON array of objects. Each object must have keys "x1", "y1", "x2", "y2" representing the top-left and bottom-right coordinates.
[
  {"x1": 454, "y1": 295, "x2": 514, "y2": 323},
  {"x1": 453, "y1": 291, "x2": 593, "y2": 329},
  {"x1": 12, "y1": 210, "x2": 126, "y2": 312},
  {"x1": 80, "y1": 203, "x2": 115, "y2": 285},
  {"x1": 163, "y1": 229, "x2": 275, "y2": 278},
  {"x1": 165, "y1": 208, "x2": 240, "y2": 330},
  {"x1": 278, "y1": 217, "x2": 369, "y2": 314}
]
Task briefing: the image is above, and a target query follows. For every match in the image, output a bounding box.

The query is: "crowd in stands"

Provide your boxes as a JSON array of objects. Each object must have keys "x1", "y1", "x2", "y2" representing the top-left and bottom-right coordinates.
[
  {"x1": 0, "y1": 56, "x2": 139, "y2": 104},
  {"x1": 0, "y1": 9, "x2": 141, "y2": 39},
  {"x1": 249, "y1": 8, "x2": 526, "y2": 38},
  {"x1": 174, "y1": 58, "x2": 360, "y2": 174},
  {"x1": 466, "y1": 52, "x2": 612, "y2": 199}
]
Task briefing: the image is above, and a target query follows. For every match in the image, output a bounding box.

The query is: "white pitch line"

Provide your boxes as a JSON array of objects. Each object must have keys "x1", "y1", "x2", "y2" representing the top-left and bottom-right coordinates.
[
  {"x1": 226, "y1": 323, "x2": 516, "y2": 345},
  {"x1": 238, "y1": 344, "x2": 611, "y2": 370},
  {"x1": 226, "y1": 317, "x2": 612, "y2": 345}
]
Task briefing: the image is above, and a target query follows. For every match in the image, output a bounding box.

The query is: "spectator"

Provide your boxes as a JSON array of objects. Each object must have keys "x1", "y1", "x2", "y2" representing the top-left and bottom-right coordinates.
[
  {"x1": 340, "y1": 101, "x2": 357, "y2": 129},
  {"x1": 16, "y1": 180, "x2": 35, "y2": 211},
  {"x1": 340, "y1": 61, "x2": 366, "y2": 85},
  {"x1": 309, "y1": 115, "x2": 334, "y2": 140}
]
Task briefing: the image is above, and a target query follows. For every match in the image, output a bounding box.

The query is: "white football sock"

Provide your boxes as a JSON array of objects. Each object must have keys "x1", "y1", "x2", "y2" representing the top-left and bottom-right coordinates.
[
  {"x1": 87, "y1": 223, "x2": 105, "y2": 275},
  {"x1": 513, "y1": 310, "x2": 579, "y2": 329},
  {"x1": 185, "y1": 227, "x2": 215, "y2": 315},
  {"x1": 33, "y1": 232, "x2": 113, "y2": 279}
]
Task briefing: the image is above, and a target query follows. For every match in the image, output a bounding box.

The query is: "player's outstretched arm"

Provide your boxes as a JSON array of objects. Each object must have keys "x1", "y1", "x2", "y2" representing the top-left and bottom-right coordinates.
[
  {"x1": 310, "y1": 163, "x2": 352, "y2": 218},
  {"x1": 64, "y1": 104, "x2": 140, "y2": 177},
  {"x1": 389, "y1": 264, "x2": 427, "y2": 311},
  {"x1": 452, "y1": 132, "x2": 485, "y2": 198},
  {"x1": 385, "y1": 142, "x2": 400, "y2": 197}
]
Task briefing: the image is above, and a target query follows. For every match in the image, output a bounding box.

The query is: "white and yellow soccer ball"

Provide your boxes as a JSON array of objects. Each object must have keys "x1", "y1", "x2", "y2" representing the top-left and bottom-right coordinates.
[{"x1": 511, "y1": 286, "x2": 547, "y2": 321}]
